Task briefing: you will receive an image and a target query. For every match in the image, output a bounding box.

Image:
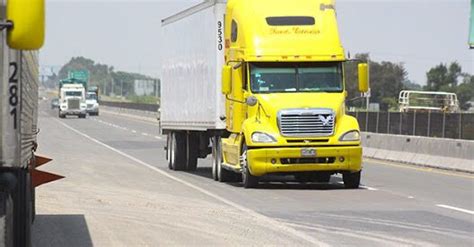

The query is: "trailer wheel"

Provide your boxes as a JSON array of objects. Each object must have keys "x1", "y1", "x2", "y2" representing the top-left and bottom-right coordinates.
[
  {"x1": 0, "y1": 192, "x2": 13, "y2": 247},
  {"x1": 186, "y1": 133, "x2": 199, "y2": 171},
  {"x1": 11, "y1": 169, "x2": 32, "y2": 247},
  {"x1": 343, "y1": 171, "x2": 361, "y2": 189},
  {"x1": 166, "y1": 134, "x2": 172, "y2": 169},
  {"x1": 170, "y1": 132, "x2": 187, "y2": 171},
  {"x1": 241, "y1": 145, "x2": 259, "y2": 188}
]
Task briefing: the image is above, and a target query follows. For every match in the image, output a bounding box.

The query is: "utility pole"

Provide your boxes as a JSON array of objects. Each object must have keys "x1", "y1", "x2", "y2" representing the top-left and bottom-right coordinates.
[
  {"x1": 111, "y1": 78, "x2": 114, "y2": 96},
  {"x1": 121, "y1": 80, "x2": 124, "y2": 98}
]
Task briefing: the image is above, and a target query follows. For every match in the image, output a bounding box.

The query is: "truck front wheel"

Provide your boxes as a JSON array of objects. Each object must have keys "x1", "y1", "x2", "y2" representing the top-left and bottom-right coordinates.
[{"x1": 343, "y1": 171, "x2": 361, "y2": 189}]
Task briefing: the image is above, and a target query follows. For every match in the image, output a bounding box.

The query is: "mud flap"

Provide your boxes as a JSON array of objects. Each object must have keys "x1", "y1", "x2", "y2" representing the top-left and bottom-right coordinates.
[{"x1": 30, "y1": 155, "x2": 64, "y2": 188}]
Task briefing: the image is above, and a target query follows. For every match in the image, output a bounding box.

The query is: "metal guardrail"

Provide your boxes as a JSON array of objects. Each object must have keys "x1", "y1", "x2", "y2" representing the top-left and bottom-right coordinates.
[
  {"x1": 100, "y1": 101, "x2": 474, "y2": 140},
  {"x1": 100, "y1": 101, "x2": 159, "y2": 112},
  {"x1": 348, "y1": 111, "x2": 474, "y2": 140}
]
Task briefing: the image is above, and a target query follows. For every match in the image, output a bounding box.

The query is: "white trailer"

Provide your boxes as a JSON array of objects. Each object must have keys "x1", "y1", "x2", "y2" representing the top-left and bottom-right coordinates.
[
  {"x1": 160, "y1": 1, "x2": 227, "y2": 172},
  {"x1": 160, "y1": 0, "x2": 226, "y2": 132}
]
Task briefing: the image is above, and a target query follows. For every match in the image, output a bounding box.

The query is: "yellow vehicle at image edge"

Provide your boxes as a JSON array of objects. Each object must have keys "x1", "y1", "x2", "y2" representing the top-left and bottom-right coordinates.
[
  {"x1": 1, "y1": 0, "x2": 62, "y2": 246},
  {"x1": 160, "y1": 0, "x2": 369, "y2": 188}
]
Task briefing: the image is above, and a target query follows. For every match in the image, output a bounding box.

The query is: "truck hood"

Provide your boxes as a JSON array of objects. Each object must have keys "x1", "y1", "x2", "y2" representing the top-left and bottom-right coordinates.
[{"x1": 254, "y1": 92, "x2": 345, "y2": 118}]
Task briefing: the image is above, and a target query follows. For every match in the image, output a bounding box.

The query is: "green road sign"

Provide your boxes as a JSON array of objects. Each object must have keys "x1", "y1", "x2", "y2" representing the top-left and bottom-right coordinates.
[
  {"x1": 470, "y1": 0, "x2": 474, "y2": 48},
  {"x1": 68, "y1": 70, "x2": 89, "y2": 83}
]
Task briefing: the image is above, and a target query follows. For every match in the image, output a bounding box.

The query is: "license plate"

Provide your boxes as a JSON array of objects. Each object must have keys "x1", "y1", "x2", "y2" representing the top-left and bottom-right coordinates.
[{"x1": 301, "y1": 148, "x2": 317, "y2": 157}]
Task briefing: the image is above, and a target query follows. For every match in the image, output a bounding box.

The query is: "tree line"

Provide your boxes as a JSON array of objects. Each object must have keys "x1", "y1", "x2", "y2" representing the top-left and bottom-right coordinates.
[
  {"x1": 45, "y1": 55, "x2": 473, "y2": 110},
  {"x1": 345, "y1": 54, "x2": 473, "y2": 111},
  {"x1": 44, "y1": 56, "x2": 159, "y2": 99}
]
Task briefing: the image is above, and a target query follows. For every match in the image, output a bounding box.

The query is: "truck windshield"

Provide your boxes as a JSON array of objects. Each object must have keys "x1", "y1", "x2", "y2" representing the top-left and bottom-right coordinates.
[
  {"x1": 86, "y1": 93, "x2": 97, "y2": 100},
  {"x1": 65, "y1": 91, "x2": 82, "y2": 97},
  {"x1": 249, "y1": 62, "x2": 343, "y2": 93}
]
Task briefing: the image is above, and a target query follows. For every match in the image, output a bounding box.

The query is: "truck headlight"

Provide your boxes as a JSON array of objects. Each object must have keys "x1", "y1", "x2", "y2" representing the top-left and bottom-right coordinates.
[
  {"x1": 252, "y1": 132, "x2": 277, "y2": 143},
  {"x1": 339, "y1": 130, "x2": 360, "y2": 141}
]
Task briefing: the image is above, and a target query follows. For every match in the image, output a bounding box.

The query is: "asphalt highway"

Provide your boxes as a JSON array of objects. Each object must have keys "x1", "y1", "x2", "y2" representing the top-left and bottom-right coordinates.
[{"x1": 32, "y1": 103, "x2": 474, "y2": 246}]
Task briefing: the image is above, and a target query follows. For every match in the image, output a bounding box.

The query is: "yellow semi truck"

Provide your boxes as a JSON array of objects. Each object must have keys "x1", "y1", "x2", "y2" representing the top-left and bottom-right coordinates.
[{"x1": 161, "y1": 0, "x2": 368, "y2": 188}]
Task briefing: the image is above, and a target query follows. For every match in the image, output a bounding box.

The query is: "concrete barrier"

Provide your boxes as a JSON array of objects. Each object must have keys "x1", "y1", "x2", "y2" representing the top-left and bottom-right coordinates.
[{"x1": 362, "y1": 133, "x2": 474, "y2": 173}]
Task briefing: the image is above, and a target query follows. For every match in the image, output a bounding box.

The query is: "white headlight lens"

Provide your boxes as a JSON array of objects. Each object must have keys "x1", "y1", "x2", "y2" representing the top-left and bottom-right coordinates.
[
  {"x1": 339, "y1": 130, "x2": 360, "y2": 141},
  {"x1": 252, "y1": 132, "x2": 277, "y2": 143}
]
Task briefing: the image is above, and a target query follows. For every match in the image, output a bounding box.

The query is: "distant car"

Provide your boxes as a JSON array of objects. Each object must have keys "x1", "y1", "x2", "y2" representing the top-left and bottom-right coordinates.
[{"x1": 51, "y1": 98, "x2": 60, "y2": 109}]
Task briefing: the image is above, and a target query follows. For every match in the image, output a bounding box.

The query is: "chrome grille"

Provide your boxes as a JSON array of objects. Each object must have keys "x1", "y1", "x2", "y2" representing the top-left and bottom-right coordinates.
[
  {"x1": 67, "y1": 99, "x2": 80, "y2": 109},
  {"x1": 278, "y1": 109, "x2": 335, "y2": 137},
  {"x1": 87, "y1": 104, "x2": 94, "y2": 108}
]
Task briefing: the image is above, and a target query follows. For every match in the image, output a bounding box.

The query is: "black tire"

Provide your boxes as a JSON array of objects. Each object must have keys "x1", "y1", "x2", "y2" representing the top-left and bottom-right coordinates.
[
  {"x1": 166, "y1": 133, "x2": 172, "y2": 170},
  {"x1": 186, "y1": 133, "x2": 199, "y2": 171},
  {"x1": 11, "y1": 169, "x2": 32, "y2": 247},
  {"x1": 79, "y1": 114, "x2": 87, "y2": 119},
  {"x1": 0, "y1": 192, "x2": 13, "y2": 247},
  {"x1": 170, "y1": 132, "x2": 187, "y2": 171},
  {"x1": 58, "y1": 111, "x2": 65, "y2": 118},
  {"x1": 211, "y1": 137, "x2": 219, "y2": 181},
  {"x1": 343, "y1": 171, "x2": 361, "y2": 189},
  {"x1": 241, "y1": 144, "x2": 259, "y2": 188}
]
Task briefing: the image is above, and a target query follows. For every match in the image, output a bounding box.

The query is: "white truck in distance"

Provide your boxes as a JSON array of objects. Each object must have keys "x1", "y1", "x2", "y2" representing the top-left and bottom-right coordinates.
[
  {"x1": 86, "y1": 92, "x2": 99, "y2": 116},
  {"x1": 59, "y1": 84, "x2": 87, "y2": 118}
]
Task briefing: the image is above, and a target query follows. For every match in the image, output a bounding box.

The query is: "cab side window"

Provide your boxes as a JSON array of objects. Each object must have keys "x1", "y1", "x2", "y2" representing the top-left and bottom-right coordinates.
[{"x1": 231, "y1": 20, "x2": 238, "y2": 42}]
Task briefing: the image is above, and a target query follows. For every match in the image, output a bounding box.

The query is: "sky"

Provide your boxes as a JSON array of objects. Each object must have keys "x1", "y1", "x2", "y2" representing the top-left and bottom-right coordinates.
[{"x1": 41, "y1": 0, "x2": 473, "y2": 85}]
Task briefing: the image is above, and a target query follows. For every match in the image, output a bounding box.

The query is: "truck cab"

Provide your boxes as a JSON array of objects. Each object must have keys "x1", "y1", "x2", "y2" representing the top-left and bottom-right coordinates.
[
  {"x1": 219, "y1": 0, "x2": 369, "y2": 188},
  {"x1": 59, "y1": 84, "x2": 87, "y2": 118}
]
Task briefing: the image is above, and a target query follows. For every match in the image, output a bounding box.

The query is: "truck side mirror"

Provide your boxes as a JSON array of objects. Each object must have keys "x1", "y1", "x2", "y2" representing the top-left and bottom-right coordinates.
[
  {"x1": 358, "y1": 63, "x2": 369, "y2": 93},
  {"x1": 222, "y1": 65, "x2": 232, "y2": 95},
  {"x1": 7, "y1": 0, "x2": 45, "y2": 50}
]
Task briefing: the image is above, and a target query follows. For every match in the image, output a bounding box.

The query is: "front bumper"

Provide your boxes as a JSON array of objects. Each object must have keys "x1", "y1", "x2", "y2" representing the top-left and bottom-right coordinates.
[
  {"x1": 247, "y1": 145, "x2": 362, "y2": 176},
  {"x1": 61, "y1": 109, "x2": 87, "y2": 115},
  {"x1": 86, "y1": 107, "x2": 99, "y2": 113}
]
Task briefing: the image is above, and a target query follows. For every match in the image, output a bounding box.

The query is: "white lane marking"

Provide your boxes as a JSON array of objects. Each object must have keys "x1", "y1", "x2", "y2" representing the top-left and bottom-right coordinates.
[
  {"x1": 337, "y1": 181, "x2": 378, "y2": 191},
  {"x1": 55, "y1": 120, "x2": 326, "y2": 246},
  {"x1": 360, "y1": 185, "x2": 379, "y2": 191},
  {"x1": 436, "y1": 204, "x2": 474, "y2": 215},
  {"x1": 407, "y1": 196, "x2": 415, "y2": 199},
  {"x1": 93, "y1": 119, "x2": 161, "y2": 140}
]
